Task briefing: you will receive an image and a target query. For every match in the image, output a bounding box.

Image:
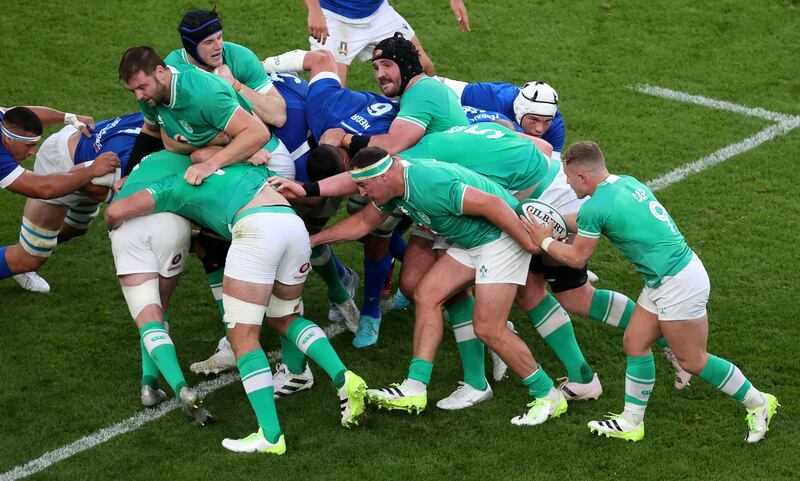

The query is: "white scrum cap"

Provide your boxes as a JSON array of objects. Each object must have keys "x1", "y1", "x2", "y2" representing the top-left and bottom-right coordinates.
[{"x1": 513, "y1": 81, "x2": 559, "y2": 123}]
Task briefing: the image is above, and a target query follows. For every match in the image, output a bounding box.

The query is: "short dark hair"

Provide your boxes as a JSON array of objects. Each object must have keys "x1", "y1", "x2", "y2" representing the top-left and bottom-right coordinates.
[
  {"x1": 350, "y1": 146, "x2": 390, "y2": 170},
  {"x1": 3, "y1": 107, "x2": 43, "y2": 136},
  {"x1": 119, "y1": 46, "x2": 166, "y2": 83},
  {"x1": 307, "y1": 145, "x2": 345, "y2": 181},
  {"x1": 180, "y1": 7, "x2": 222, "y2": 29}
]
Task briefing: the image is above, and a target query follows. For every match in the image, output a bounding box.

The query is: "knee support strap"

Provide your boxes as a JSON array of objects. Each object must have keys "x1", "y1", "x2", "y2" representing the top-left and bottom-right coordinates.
[
  {"x1": 265, "y1": 295, "x2": 303, "y2": 318},
  {"x1": 120, "y1": 278, "x2": 161, "y2": 320},
  {"x1": 20, "y1": 217, "x2": 58, "y2": 257},
  {"x1": 64, "y1": 201, "x2": 100, "y2": 230},
  {"x1": 223, "y1": 293, "x2": 266, "y2": 328}
]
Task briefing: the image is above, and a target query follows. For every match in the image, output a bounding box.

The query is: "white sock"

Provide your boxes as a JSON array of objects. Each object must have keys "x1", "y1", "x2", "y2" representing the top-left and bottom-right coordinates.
[
  {"x1": 403, "y1": 378, "x2": 427, "y2": 394},
  {"x1": 622, "y1": 402, "x2": 646, "y2": 425},
  {"x1": 742, "y1": 385, "x2": 766, "y2": 410},
  {"x1": 542, "y1": 386, "x2": 561, "y2": 404},
  {"x1": 263, "y1": 49, "x2": 307, "y2": 74}
]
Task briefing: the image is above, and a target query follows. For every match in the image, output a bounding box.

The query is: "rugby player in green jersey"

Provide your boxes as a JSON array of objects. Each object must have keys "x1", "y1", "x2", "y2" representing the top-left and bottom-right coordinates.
[
  {"x1": 168, "y1": 8, "x2": 287, "y2": 129},
  {"x1": 524, "y1": 141, "x2": 779, "y2": 443},
  {"x1": 312, "y1": 147, "x2": 569, "y2": 426},
  {"x1": 108, "y1": 152, "x2": 214, "y2": 422},
  {"x1": 105, "y1": 151, "x2": 367, "y2": 454}
]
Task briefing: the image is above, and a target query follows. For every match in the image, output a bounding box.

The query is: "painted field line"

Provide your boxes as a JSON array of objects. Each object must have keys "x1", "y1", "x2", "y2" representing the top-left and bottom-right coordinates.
[
  {"x1": 630, "y1": 83, "x2": 800, "y2": 123},
  {"x1": 630, "y1": 84, "x2": 800, "y2": 191},
  {"x1": 0, "y1": 322, "x2": 347, "y2": 481}
]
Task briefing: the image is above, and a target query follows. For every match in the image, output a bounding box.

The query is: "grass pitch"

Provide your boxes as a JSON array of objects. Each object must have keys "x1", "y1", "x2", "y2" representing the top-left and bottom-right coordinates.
[{"x1": 1, "y1": 1, "x2": 798, "y2": 480}]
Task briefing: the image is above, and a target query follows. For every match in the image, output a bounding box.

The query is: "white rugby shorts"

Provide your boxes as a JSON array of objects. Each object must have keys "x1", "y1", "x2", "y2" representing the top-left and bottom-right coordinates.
[
  {"x1": 309, "y1": 1, "x2": 416, "y2": 65},
  {"x1": 266, "y1": 138, "x2": 296, "y2": 180},
  {"x1": 110, "y1": 213, "x2": 191, "y2": 277},
  {"x1": 224, "y1": 212, "x2": 311, "y2": 285},
  {"x1": 637, "y1": 253, "x2": 710, "y2": 321},
  {"x1": 445, "y1": 233, "x2": 531, "y2": 285}
]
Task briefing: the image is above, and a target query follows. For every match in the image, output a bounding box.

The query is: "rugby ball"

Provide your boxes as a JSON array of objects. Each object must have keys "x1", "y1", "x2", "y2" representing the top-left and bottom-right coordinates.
[{"x1": 518, "y1": 199, "x2": 568, "y2": 240}]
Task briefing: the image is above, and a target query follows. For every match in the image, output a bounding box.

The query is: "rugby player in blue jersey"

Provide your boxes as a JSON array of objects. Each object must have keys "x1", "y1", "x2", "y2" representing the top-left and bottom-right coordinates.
[
  {"x1": 303, "y1": 0, "x2": 470, "y2": 85},
  {"x1": 0, "y1": 106, "x2": 119, "y2": 293}
]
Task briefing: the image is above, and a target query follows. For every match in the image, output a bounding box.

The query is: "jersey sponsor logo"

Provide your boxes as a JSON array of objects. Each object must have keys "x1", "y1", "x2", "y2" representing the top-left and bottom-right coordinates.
[
  {"x1": 172, "y1": 253, "x2": 182, "y2": 265},
  {"x1": 179, "y1": 119, "x2": 194, "y2": 134},
  {"x1": 299, "y1": 262, "x2": 311, "y2": 274},
  {"x1": 93, "y1": 116, "x2": 123, "y2": 152}
]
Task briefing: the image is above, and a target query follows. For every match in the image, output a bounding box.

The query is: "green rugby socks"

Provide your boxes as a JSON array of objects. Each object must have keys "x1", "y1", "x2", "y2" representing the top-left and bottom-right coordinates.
[
  {"x1": 287, "y1": 317, "x2": 346, "y2": 388},
  {"x1": 446, "y1": 297, "x2": 488, "y2": 391},
  {"x1": 528, "y1": 294, "x2": 594, "y2": 383},
  {"x1": 238, "y1": 349, "x2": 282, "y2": 443},
  {"x1": 699, "y1": 354, "x2": 765, "y2": 409},
  {"x1": 622, "y1": 353, "x2": 655, "y2": 425},
  {"x1": 139, "y1": 321, "x2": 187, "y2": 394}
]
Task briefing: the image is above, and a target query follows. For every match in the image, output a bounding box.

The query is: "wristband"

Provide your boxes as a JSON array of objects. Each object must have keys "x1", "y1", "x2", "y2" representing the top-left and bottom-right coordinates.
[
  {"x1": 540, "y1": 237, "x2": 556, "y2": 253},
  {"x1": 302, "y1": 182, "x2": 320, "y2": 197},
  {"x1": 64, "y1": 112, "x2": 86, "y2": 130},
  {"x1": 348, "y1": 135, "x2": 370, "y2": 158}
]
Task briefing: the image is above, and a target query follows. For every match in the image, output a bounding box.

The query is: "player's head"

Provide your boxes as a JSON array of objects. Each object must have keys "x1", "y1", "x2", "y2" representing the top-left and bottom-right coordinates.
[
  {"x1": 372, "y1": 33, "x2": 423, "y2": 97},
  {"x1": 119, "y1": 46, "x2": 170, "y2": 106},
  {"x1": 1, "y1": 107, "x2": 43, "y2": 162},
  {"x1": 562, "y1": 141, "x2": 608, "y2": 198},
  {"x1": 308, "y1": 144, "x2": 348, "y2": 181},
  {"x1": 179, "y1": 9, "x2": 224, "y2": 69},
  {"x1": 513, "y1": 81, "x2": 558, "y2": 137},
  {"x1": 350, "y1": 146, "x2": 399, "y2": 204}
]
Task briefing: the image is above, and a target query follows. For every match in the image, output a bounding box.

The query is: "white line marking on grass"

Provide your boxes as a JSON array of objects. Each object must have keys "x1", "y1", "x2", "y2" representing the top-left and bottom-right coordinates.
[
  {"x1": 0, "y1": 322, "x2": 347, "y2": 481},
  {"x1": 630, "y1": 84, "x2": 800, "y2": 191}
]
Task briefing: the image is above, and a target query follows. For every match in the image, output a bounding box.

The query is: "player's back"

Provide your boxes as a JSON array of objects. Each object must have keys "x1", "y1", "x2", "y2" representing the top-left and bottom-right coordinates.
[
  {"x1": 74, "y1": 113, "x2": 144, "y2": 171},
  {"x1": 307, "y1": 85, "x2": 398, "y2": 141}
]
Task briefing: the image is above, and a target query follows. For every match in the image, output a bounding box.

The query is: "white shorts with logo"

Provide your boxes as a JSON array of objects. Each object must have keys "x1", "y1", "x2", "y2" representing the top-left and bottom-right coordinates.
[
  {"x1": 445, "y1": 233, "x2": 531, "y2": 285},
  {"x1": 224, "y1": 212, "x2": 312, "y2": 285},
  {"x1": 537, "y1": 162, "x2": 586, "y2": 216},
  {"x1": 310, "y1": 1, "x2": 416, "y2": 65},
  {"x1": 34, "y1": 125, "x2": 120, "y2": 206},
  {"x1": 637, "y1": 253, "x2": 710, "y2": 321},
  {"x1": 110, "y1": 213, "x2": 191, "y2": 277}
]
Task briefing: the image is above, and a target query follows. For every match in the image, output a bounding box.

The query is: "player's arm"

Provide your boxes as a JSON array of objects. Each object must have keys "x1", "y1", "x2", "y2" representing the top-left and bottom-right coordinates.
[
  {"x1": 5, "y1": 152, "x2": 119, "y2": 199},
  {"x1": 269, "y1": 170, "x2": 358, "y2": 199},
  {"x1": 215, "y1": 65, "x2": 287, "y2": 127},
  {"x1": 304, "y1": 0, "x2": 329, "y2": 44},
  {"x1": 184, "y1": 108, "x2": 269, "y2": 185},
  {"x1": 461, "y1": 186, "x2": 539, "y2": 253},
  {"x1": 342, "y1": 119, "x2": 425, "y2": 156},
  {"x1": 450, "y1": 0, "x2": 471, "y2": 32},
  {"x1": 125, "y1": 121, "x2": 164, "y2": 175},
  {"x1": 103, "y1": 189, "x2": 156, "y2": 230},
  {"x1": 523, "y1": 219, "x2": 598, "y2": 268},
  {"x1": 24, "y1": 106, "x2": 95, "y2": 137},
  {"x1": 310, "y1": 203, "x2": 388, "y2": 246},
  {"x1": 515, "y1": 131, "x2": 554, "y2": 158}
]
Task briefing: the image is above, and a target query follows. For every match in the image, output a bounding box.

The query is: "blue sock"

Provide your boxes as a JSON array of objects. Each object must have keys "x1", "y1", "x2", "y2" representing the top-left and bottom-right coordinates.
[
  {"x1": 0, "y1": 246, "x2": 13, "y2": 280},
  {"x1": 331, "y1": 248, "x2": 346, "y2": 278},
  {"x1": 389, "y1": 229, "x2": 407, "y2": 261},
  {"x1": 362, "y1": 252, "x2": 392, "y2": 318}
]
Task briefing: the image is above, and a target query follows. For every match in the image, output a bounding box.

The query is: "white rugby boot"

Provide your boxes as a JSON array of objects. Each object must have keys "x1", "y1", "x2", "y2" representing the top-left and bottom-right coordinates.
[
  {"x1": 557, "y1": 373, "x2": 603, "y2": 401},
  {"x1": 436, "y1": 382, "x2": 493, "y2": 410},
  {"x1": 13, "y1": 271, "x2": 50, "y2": 293},
  {"x1": 510, "y1": 392, "x2": 568, "y2": 426},
  {"x1": 222, "y1": 429, "x2": 286, "y2": 454},
  {"x1": 272, "y1": 362, "x2": 314, "y2": 399},
  {"x1": 190, "y1": 336, "x2": 237, "y2": 375},
  {"x1": 745, "y1": 393, "x2": 780, "y2": 443}
]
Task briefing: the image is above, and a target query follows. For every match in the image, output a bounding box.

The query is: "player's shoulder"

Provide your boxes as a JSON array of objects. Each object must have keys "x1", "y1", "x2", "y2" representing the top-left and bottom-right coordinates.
[
  {"x1": 223, "y1": 41, "x2": 257, "y2": 58},
  {"x1": 164, "y1": 49, "x2": 188, "y2": 66}
]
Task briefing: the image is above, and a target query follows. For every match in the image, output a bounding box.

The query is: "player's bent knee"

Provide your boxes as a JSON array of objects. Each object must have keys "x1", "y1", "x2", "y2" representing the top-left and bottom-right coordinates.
[
  {"x1": 121, "y1": 278, "x2": 162, "y2": 320},
  {"x1": 20, "y1": 217, "x2": 58, "y2": 259},
  {"x1": 64, "y1": 202, "x2": 100, "y2": 230},
  {"x1": 223, "y1": 294, "x2": 267, "y2": 328},
  {"x1": 265, "y1": 295, "x2": 302, "y2": 318}
]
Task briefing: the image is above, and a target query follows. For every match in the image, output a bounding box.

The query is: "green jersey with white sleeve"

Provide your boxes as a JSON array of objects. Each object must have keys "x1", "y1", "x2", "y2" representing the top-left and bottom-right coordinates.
[
  {"x1": 165, "y1": 42, "x2": 273, "y2": 93},
  {"x1": 395, "y1": 77, "x2": 469, "y2": 134},
  {"x1": 576, "y1": 174, "x2": 693, "y2": 287}
]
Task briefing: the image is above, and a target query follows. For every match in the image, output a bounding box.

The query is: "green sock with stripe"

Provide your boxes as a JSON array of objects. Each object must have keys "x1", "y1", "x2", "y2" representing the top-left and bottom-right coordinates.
[
  {"x1": 287, "y1": 317, "x2": 346, "y2": 388},
  {"x1": 139, "y1": 321, "x2": 187, "y2": 395},
  {"x1": 140, "y1": 313, "x2": 169, "y2": 388},
  {"x1": 522, "y1": 366, "x2": 556, "y2": 399},
  {"x1": 589, "y1": 289, "x2": 669, "y2": 348},
  {"x1": 206, "y1": 268, "x2": 225, "y2": 316},
  {"x1": 279, "y1": 335, "x2": 308, "y2": 375},
  {"x1": 699, "y1": 354, "x2": 765, "y2": 409},
  {"x1": 408, "y1": 357, "x2": 433, "y2": 385},
  {"x1": 238, "y1": 349, "x2": 282, "y2": 443},
  {"x1": 446, "y1": 297, "x2": 488, "y2": 391},
  {"x1": 528, "y1": 294, "x2": 594, "y2": 383},
  {"x1": 622, "y1": 353, "x2": 655, "y2": 425},
  {"x1": 311, "y1": 245, "x2": 350, "y2": 304}
]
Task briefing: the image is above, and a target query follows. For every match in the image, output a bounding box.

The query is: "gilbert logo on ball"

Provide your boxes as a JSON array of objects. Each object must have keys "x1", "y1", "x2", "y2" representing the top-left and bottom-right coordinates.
[{"x1": 519, "y1": 199, "x2": 568, "y2": 240}]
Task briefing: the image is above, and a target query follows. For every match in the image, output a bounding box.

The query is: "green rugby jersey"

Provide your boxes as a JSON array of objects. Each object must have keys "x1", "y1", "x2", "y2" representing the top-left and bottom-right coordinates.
[
  {"x1": 577, "y1": 174, "x2": 693, "y2": 287},
  {"x1": 146, "y1": 156, "x2": 277, "y2": 240},
  {"x1": 165, "y1": 42, "x2": 273, "y2": 93},
  {"x1": 379, "y1": 159, "x2": 519, "y2": 249},
  {"x1": 116, "y1": 150, "x2": 191, "y2": 201},
  {"x1": 398, "y1": 122, "x2": 556, "y2": 195},
  {"x1": 396, "y1": 77, "x2": 469, "y2": 134}
]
